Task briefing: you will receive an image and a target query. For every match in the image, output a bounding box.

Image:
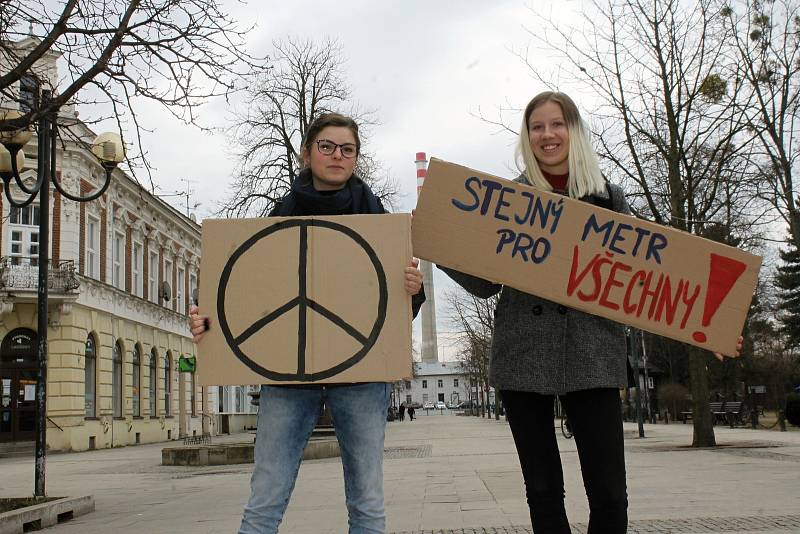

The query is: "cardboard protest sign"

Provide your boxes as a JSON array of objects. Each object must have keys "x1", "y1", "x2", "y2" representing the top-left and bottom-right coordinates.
[
  {"x1": 412, "y1": 158, "x2": 762, "y2": 355},
  {"x1": 197, "y1": 214, "x2": 412, "y2": 385}
]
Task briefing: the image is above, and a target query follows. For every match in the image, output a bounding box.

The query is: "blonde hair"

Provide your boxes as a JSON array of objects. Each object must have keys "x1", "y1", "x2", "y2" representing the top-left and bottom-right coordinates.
[{"x1": 515, "y1": 91, "x2": 605, "y2": 199}]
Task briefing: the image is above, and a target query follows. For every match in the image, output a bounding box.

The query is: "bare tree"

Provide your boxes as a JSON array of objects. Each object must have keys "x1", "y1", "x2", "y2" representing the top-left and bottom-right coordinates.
[
  {"x1": 721, "y1": 0, "x2": 800, "y2": 248},
  {"x1": 513, "y1": 0, "x2": 766, "y2": 446},
  {"x1": 447, "y1": 287, "x2": 499, "y2": 418},
  {"x1": 0, "y1": 0, "x2": 264, "y2": 188},
  {"x1": 219, "y1": 37, "x2": 399, "y2": 217}
]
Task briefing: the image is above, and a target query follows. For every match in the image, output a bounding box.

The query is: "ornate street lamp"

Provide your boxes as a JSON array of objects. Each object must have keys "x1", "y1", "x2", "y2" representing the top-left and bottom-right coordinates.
[{"x1": 0, "y1": 98, "x2": 124, "y2": 497}]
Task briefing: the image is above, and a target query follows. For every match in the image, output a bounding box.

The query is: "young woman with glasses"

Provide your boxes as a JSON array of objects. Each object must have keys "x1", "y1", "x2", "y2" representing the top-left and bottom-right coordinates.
[
  {"x1": 189, "y1": 112, "x2": 425, "y2": 534},
  {"x1": 440, "y1": 91, "x2": 740, "y2": 534}
]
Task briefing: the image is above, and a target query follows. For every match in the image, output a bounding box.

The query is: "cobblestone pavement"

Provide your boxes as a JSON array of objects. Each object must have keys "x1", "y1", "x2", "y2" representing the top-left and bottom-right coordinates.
[{"x1": 391, "y1": 514, "x2": 800, "y2": 533}]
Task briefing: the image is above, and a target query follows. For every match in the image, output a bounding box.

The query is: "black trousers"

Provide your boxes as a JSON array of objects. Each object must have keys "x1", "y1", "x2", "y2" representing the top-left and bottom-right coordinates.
[{"x1": 501, "y1": 388, "x2": 628, "y2": 534}]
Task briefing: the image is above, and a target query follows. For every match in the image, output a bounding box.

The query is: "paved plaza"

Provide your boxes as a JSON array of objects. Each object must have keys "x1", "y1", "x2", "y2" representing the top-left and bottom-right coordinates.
[{"x1": 2, "y1": 411, "x2": 799, "y2": 533}]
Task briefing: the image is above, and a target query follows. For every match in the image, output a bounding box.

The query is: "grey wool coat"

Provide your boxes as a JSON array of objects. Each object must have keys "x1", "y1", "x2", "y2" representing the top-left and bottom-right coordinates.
[{"x1": 440, "y1": 177, "x2": 631, "y2": 395}]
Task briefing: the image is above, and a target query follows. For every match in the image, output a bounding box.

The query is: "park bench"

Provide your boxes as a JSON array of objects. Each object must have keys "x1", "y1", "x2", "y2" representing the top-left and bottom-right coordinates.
[
  {"x1": 721, "y1": 401, "x2": 744, "y2": 426},
  {"x1": 710, "y1": 402, "x2": 726, "y2": 424},
  {"x1": 680, "y1": 407, "x2": 693, "y2": 423},
  {"x1": 681, "y1": 401, "x2": 742, "y2": 424}
]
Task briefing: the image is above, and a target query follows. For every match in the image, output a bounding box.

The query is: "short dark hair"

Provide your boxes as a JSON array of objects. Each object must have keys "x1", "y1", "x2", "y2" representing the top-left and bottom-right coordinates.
[{"x1": 302, "y1": 113, "x2": 361, "y2": 157}]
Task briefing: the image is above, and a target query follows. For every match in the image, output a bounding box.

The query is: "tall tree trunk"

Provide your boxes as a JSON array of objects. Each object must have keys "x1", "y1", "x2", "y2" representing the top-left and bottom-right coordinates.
[{"x1": 689, "y1": 346, "x2": 716, "y2": 447}]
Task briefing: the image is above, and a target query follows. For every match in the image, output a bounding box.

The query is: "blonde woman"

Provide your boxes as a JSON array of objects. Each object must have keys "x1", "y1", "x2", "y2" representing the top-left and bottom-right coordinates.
[{"x1": 442, "y1": 91, "x2": 741, "y2": 533}]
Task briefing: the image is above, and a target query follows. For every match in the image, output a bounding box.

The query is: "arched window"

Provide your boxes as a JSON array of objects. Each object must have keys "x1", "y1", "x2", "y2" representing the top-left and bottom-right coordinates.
[
  {"x1": 132, "y1": 344, "x2": 141, "y2": 417},
  {"x1": 84, "y1": 335, "x2": 97, "y2": 417},
  {"x1": 112, "y1": 341, "x2": 124, "y2": 418},
  {"x1": 149, "y1": 348, "x2": 158, "y2": 417},
  {"x1": 163, "y1": 352, "x2": 172, "y2": 416}
]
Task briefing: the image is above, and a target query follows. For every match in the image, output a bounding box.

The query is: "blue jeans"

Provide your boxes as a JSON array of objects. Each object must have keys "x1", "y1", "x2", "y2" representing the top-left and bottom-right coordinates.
[{"x1": 239, "y1": 382, "x2": 391, "y2": 534}]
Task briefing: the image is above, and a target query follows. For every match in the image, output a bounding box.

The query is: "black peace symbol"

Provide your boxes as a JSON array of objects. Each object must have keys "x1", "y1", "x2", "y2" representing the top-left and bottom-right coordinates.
[{"x1": 217, "y1": 219, "x2": 388, "y2": 381}]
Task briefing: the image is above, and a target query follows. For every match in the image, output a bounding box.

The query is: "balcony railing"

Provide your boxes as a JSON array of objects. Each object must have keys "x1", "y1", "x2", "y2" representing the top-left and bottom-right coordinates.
[{"x1": 0, "y1": 257, "x2": 80, "y2": 293}]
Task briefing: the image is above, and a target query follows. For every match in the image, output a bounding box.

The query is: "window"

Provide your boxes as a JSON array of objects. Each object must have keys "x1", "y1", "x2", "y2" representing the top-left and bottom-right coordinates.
[
  {"x1": 406, "y1": 395, "x2": 412, "y2": 405},
  {"x1": 87, "y1": 216, "x2": 100, "y2": 279},
  {"x1": 149, "y1": 349, "x2": 158, "y2": 416},
  {"x1": 9, "y1": 205, "x2": 40, "y2": 226},
  {"x1": 454, "y1": 378, "x2": 459, "y2": 388},
  {"x1": 422, "y1": 393, "x2": 429, "y2": 403},
  {"x1": 8, "y1": 206, "x2": 40, "y2": 266},
  {"x1": 177, "y1": 267, "x2": 185, "y2": 313},
  {"x1": 163, "y1": 352, "x2": 172, "y2": 416},
  {"x1": 84, "y1": 335, "x2": 96, "y2": 417},
  {"x1": 132, "y1": 344, "x2": 141, "y2": 417},
  {"x1": 132, "y1": 242, "x2": 143, "y2": 297},
  {"x1": 235, "y1": 387, "x2": 245, "y2": 412},
  {"x1": 164, "y1": 259, "x2": 173, "y2": 305},
  {"x1": 189, "y1": 273, "x2": 197, "y2": 306},
  {"x1": 149, "y1": 251, "x2": 159, "y2": 303},
  {"x1": 112, "y1": 341, "x2": 123, "y2": 418},
  {"x1": 19, "y1": 74, "x2": 39, "y2": 113},
  {"x1": 29, "y1": 233, "x2": 39, "y2": 264},
  {"x1": 9, "y1": 230, "x2": 22, "y2": 262},
  {"x1": 422, "y1": 380, "x2": 427, "y2": 389},
  {"x1": 112, "y1": 232, "x2": 124, "y2": 289},
  {"x1": 437, "y1": 379, "x2": 443, "y2": 388},
  {"x1": 404, "y1": 380, "x2": 411, "y2": 390}
]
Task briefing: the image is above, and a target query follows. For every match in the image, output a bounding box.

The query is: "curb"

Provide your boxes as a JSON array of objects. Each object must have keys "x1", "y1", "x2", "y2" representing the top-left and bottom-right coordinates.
[
  {"x1": 0, "y1": 496, "x2": 94, "y2": 534},
  {"x1": 161, "y1": 437, "x2": 341, "y2": 466}
]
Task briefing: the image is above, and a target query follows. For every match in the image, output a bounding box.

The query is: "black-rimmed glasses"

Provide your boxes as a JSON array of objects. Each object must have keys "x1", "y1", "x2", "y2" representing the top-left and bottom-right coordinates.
[{"x1": 316, "y1": 139, "x2": 357, "y2": 158}]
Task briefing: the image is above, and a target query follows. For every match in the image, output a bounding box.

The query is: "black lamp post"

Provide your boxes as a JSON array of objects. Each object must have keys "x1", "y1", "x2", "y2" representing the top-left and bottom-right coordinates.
[{"x1": 0, "y1": 97, "x2": 124, "y2": 497}]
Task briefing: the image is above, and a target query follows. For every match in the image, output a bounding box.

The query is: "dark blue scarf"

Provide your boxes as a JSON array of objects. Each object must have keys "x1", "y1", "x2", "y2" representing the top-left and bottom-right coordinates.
[{"x1": 271, "y1": 168, "x2": 384, "y2": 217}]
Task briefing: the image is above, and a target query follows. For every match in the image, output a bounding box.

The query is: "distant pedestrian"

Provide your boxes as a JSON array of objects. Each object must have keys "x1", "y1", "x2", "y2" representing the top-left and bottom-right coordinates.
[
  {"x1": 399, "y1": 403, "x2": 406, "y2": 421},
  {"x1": 407, "y1": 406, "x2": 415, "y2": 421}
]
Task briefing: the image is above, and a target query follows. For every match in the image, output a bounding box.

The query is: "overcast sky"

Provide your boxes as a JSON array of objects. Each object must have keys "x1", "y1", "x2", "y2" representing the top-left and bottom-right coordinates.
[{"x1": 101, "y1": 0, "x2": 584, "y2": 359}]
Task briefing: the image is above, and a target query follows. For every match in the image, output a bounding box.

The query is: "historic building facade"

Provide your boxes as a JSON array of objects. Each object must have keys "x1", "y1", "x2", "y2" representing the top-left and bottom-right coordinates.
[{"x1": 0, "y1": 37, "x2": 237, "y2": 451}]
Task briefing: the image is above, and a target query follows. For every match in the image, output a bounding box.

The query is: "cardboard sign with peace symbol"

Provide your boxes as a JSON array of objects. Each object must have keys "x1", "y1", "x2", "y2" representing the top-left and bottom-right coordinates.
[{"x1": 196, "y1": 214, "x2": 413, "y2": 385}]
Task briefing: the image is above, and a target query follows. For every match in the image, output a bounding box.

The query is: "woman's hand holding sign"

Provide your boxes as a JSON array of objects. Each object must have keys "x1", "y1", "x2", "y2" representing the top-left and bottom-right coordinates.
[
  {"x1": 405, "y1": 258, "x2": 423, "y2": 296},
  {"x1": 189, "y1": 305, "x2": 210, "y2": 344},
  {"x1": 713, "y1": 335, "x2": 743, "y2": 362}
]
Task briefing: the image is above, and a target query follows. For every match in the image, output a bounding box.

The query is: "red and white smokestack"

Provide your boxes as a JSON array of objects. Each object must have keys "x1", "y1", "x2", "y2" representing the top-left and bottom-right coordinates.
[{"x1": 415, "y1": 152, "x2": 428, "y2": 197}]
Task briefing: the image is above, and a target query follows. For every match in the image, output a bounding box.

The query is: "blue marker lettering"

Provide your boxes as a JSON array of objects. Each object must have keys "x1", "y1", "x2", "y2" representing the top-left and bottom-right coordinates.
[
  {"x1": 608, "y1": 223, "x2": 633, "y2": 255},
  {"x1": 581, "y1": 213, "x2": 614, "y2": 245},
  {"x1": 493, "y1": 186, "x2": 515, "y2": 222},
  {"x1": 451, "y1": 176, "x2": 481, "y2": 212},
  {"x1": 479, "y1": 179, "x2": 503, "y2": 215},
  {"x1": 645, "y1": 233, "x2": 668, "y2": 264}
]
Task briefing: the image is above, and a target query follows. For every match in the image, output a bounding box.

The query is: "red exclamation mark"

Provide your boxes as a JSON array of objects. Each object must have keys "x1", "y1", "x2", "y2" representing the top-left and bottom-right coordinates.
[{"x1": 692, "y1": 253, "x2": 747, "y2": 343}]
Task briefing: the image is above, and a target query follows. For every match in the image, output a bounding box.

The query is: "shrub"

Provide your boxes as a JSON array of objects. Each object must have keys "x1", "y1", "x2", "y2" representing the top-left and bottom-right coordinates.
[{"x1": 657, "y1": 383, "x2": 691, "y2": 417}]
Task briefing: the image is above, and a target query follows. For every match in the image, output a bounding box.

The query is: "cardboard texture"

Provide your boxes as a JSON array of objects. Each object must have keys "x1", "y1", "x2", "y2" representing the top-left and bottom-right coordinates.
[
  {"x1": 412, "y1": 158, "x2": 762, "y2": 356},
  {"x1": 197, "y1": 214, "x2": 412, "y2": 386}
]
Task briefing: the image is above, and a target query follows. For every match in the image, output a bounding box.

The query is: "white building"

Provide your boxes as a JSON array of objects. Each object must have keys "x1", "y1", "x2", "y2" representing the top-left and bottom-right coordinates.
[
  {"x1": 397, "y1": 361, "x2": 468, "y2": 407},
  {"x1": 214, "y1": 384, "x2": 258, "y2": 434}
]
